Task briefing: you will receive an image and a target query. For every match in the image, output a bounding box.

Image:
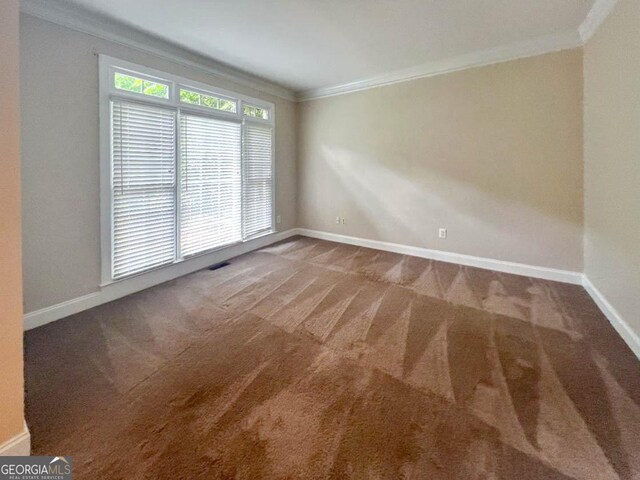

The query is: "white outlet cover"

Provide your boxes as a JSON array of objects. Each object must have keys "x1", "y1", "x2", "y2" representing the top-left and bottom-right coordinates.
[{"x1": 439, "y1": 228, "x2": 447, "y2": 239}]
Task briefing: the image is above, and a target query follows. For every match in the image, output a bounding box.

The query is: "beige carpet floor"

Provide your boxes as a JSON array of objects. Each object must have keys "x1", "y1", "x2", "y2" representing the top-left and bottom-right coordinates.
[{"x1": 25, "y1": 236, "x2": 640, "y2": 479}]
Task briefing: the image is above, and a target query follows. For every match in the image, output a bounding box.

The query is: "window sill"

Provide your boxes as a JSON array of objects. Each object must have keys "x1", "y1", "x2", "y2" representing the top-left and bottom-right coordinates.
[{"x1": 99, "y1": 230, "x2": 275, "y2": 289}]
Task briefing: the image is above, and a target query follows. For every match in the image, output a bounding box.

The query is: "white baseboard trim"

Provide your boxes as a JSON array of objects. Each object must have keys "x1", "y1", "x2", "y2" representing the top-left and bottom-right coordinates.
[
  {"x1": 297, "y1": 229, "x2": 640, "y2": 359},
  {"x1": 583, "y1": 276, "x2": 640, "y2": 360},
  {"x1": 24, "y1": 229, "x2": 297, "y2": 330},
  {"x1": 22, "y1": 226, "x2": 639, "y2": 362},
  {"x1": 0, "y1": 423, "x2": 30, "y2": 456},
  {"x1": 294, "y1": 228, "x2": 583, "y2": 285},
  {"x1": 24, "y1": 291, "x2": 104, "y2": 332}
]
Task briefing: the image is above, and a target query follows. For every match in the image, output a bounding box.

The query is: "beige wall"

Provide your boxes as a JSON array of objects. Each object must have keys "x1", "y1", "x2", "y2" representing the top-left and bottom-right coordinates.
[
  {"x1": 297, "y1": 49, "x2": 584, "y2": 271},
  {"x1": 20, "y1": 14, "x2": 297, "y2": 313},
  {"x1": 0, "y1": 0, "x2": 26, "y2": 446},
  {"x1": 584, "y1": 0, "x2": 640, "y2": 333}
]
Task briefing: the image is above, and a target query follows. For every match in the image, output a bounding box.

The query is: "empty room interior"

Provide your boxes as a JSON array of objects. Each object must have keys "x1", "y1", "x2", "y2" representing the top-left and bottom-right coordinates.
[{"x1": 2, "y1": 0, "x2": 640, "y2": 478}]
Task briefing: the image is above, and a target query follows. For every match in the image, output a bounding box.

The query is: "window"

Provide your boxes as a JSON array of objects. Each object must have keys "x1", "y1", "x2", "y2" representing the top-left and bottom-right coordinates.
[
  {"x1": 243, "y1": 123, "x2": 274, "y2": 237},
  {"x1": 111, "y1": 101, "x2": 177, "y2": 278},
  {"x1": 243, "y1": 104, "x2": 269, "y2": 120},
  {"x1": 179, "y1": 114, "x2": 242, "y2": 256},
  {"x1": 114, "y1": 72, "x2": 169, "y2": 99},
  {"x1": 100, "y1": 56, "x2": 275, "y2": 282},
  {"x1": 179, "y1": 88, "x2": 237, "y2": 113}
]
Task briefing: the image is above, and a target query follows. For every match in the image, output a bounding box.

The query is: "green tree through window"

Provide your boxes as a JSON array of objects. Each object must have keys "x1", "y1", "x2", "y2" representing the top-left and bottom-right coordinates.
[{"x1": 114, "y1": 72, "x2": 168, "y2": 99}]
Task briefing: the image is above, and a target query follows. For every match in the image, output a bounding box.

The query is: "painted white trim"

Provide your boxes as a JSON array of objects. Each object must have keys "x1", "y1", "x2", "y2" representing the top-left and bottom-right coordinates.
[
  {"x1": 26, "y1": 227, "x2": 640, "y2": 366},
  {"x1": 24, "y1": 229, "x2": 297, "y2": 330},
  {"x1": 298, "y1": 229, "x2": 639, "y2": 362},
  {"x1": 579, "y1": 0, "x2": 619, "y2": 43},
  {"x1": 294, "y1": 228, "x2": 583, "y2": 285},
  {"x1": 583, "y1": 276, "x2": 640, "y2": 360},
  {"x1": 24, "y1": 292, "x2": 103, "y2": 332},
  {"x1": 20, "y1": 0, "x2": 295, "y2": 101},
  {"x1": 299, "y1": 229, "x2": 638, "y2": 361},
  {"x1": 0, "y1": 423, "x2": 30, "y2": 457},
  {"x1": 20, "y1": 0, "x2": 612, "y2": 102},
  {"x1": 297, "y1": 30, "x2": 582, "y2": 101},
  {"x1": 24, "y1": 226, "x2": 583, "y2": 330}
]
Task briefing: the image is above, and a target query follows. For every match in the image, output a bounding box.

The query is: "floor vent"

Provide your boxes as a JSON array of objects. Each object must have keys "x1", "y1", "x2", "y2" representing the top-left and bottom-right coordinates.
[{"x1": 208, "y1": 261, "x2": 230, "y2": 271}]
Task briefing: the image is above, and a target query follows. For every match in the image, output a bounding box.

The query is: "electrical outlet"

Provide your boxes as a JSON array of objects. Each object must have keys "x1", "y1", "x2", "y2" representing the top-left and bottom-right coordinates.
[
  {"x1": 276, "y1": 215, "x2": 281, "y2": 224},
  {"x1": 341, "y1": 218, "x2": 346, "y2": 225},
  {"x1": 439, "y1": 228, "x2": 447, "y2": 239},
  {"x1": 336, "y1": 216, "x2": 341, "y2": 224}
]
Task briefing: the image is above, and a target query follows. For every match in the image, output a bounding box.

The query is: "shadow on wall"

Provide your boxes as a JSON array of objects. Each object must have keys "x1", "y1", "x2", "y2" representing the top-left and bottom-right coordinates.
[
  {"x1": 296, "y1": 50, "x2": 584, "y2": 268},
  {"x1": 319, "y1": 143, "x2": 582, "y2": 253}
]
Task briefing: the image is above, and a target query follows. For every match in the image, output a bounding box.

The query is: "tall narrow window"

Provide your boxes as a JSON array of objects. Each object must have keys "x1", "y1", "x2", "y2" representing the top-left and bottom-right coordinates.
[
  {"x1": 111, "y1": 101, "x2": 177, "y2": 279},
  {"x1": 243, "y1": 124, "x2": 274, "y2": 239},
  {"x1": 179, "y1": 114, "x2": 242, "y2": 256}
]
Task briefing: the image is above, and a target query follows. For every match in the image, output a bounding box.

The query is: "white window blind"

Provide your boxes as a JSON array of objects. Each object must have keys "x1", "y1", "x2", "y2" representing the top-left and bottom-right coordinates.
[
  {"x1": 179, "y1": 113, "x2": 242, "y2": 256},
  {"x1": 111, "y1": 100, "x2": 177, "y2": 279},
  {"x1": 102, "y1": 58, "x2": 276, "y2": 282},
  {"x1": 243, "y1": 123, "x2": 274, "y2": 239}
]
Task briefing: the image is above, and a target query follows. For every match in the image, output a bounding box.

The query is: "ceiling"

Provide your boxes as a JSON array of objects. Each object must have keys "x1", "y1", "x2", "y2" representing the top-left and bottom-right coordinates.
[{"x1": 27, "y1": 0, "x2": 596, "y2": 96}]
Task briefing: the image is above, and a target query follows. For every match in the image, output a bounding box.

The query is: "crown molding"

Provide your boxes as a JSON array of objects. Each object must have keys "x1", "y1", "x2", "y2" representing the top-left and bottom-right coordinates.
[
  {"x1": 20, "y1": 0, "x2": 612, "y2": 103},
  {"x1": 20, "y1": 0, "x2": 296, "y2": 102},
  {"x1": 579, "y1": 0, "x2": 619, "y2": 43},
  {"x1": 296, "y1": 30, "x2": 582, "y2": 101}
]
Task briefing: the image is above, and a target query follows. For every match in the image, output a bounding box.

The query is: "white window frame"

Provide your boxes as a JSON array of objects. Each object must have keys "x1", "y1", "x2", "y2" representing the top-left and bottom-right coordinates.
[{"x1": 99, "y1": 55, "x2": 276, "y2": 285}]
